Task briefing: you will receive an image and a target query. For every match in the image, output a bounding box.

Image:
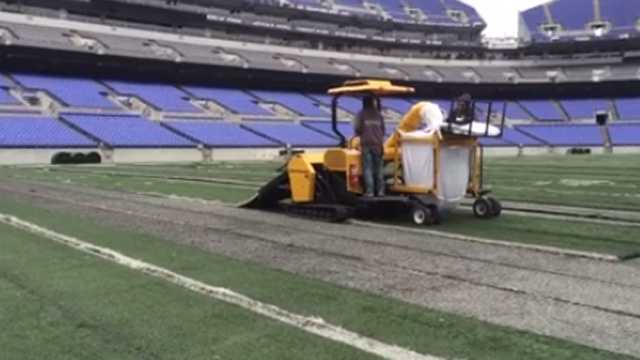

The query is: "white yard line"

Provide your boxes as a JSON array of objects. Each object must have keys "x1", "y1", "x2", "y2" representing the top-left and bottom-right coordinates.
[
  {"x1": 351, "y1": 220, "x2": 621, "y2": 262},
  {"x1": 0, "y1": 213, "x2": 442, "y2": 360}
]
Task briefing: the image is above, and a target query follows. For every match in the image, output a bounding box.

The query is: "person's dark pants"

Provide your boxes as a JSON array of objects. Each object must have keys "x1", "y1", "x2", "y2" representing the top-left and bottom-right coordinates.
[{"x1": 362, "y1": 147, "x2": 385, "y2": 196}]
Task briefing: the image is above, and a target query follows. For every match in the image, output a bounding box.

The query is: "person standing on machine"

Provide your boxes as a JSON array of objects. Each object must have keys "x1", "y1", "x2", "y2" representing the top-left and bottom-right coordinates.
[{"x1": 354, "y1": 96, "x2": 385, "y2": 197}]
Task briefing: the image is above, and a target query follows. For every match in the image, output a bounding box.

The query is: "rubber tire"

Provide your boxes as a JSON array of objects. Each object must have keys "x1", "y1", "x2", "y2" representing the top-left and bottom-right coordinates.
[
  {"x1": 473, "y1": 198, "x2": 493, "y2": 219},
  {"x1": 72, "y1": 153, "x2": 86, "y2": 164},
  {"x1": 51, "y1": 152, "x2": 72, "y2": 165},
  {"x1": 411, "y1": 204, "x2": 437, "y2": 226},
  {"x1": 487, "y1": 197, "x2": 502, "y2": 217},
  {"x1": 86, "y1": 152, "x2": 102, "y2": 164}
]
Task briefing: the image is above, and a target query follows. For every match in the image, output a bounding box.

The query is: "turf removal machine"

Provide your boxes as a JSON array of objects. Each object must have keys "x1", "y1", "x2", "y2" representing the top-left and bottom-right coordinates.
[{"x1": 243, "y1": 80, "x2": 506, "y2": 225}]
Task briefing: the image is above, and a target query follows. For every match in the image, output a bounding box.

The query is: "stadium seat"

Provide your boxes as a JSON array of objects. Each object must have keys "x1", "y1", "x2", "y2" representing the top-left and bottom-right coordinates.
[
  {"x1": 0, "y1": 116, "x2": 96, "y2": 147},
  {"x1": 560, "y1": 99, "x2": 610, "y2": 120},
  {"x1": 518, "y1": 100, "x2": 565, "y2": 121},
  {"x1": 243, "y1": 121, "x2": 337, "y2": 147},
  {"x1": 13, "y1": 73, "x2": 117, "y2": 109},
  {"x1": 304, "y1": 119, "x2": 396, "y2": 138},
  {"x1": 105, "y1": 80, "x2": 199, "y2": 113},
  {"x1": 549, "y1": 0, "x2": 594, "y2": 30},
  {"x1": 522, "y1": 0, "x2": 635, "y2": 42},
  {"x1": 307, "y1": 94, "x2": 362, "y2": 114},
  {"x1": 62, "y1": 114, "x2": 195, "y2": 148},
  {"x1": 0, "y1": 88, "x2": 19, "y2": 105},
  {"x1": 164, "y1": 120, "x2": 279, "y2": 147},
  {"x1": 609, "y1": 124, "x2": 640, "y2": 145},
  {"x1": 183, "y1": 87, "x2": 273, "y2": 116},
  {"x1": 382, "y1": 98, "x2": 414, "y2": 114},
  {"x1": 516, "y1": 124, "x2": 604, "y2": 146},
  {"x1": 250, "y1": 90, "x2": 327, "y2": 117},
  {"x1": 615, "y1": 98, "x2": 640, "y2": 120}
]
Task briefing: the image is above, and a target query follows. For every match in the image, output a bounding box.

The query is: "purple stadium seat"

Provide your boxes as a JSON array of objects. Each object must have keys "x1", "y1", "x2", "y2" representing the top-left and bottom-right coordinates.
[
  {"x1": 183, "y1": 87, "x2": 273, "y2": 116},
  {"x1": 0, "y1": 116, "x2": 96, "y2": 147},
  {"x1": 560, "y1": 99, "x2": 610, "y2": 119},
  {"x1": 479, "y1": 137, "x2": 513, "y2": 147},
  {"x1": 549, "y1": 0, "x2": 594, "y2": 30},
  {"x1": 505, "y1": 102, "x2": 532, "y2": 120},
  {"x1": 62, "y1": 114, "x2": 194, "y2": 148},
  {"x1": 334, "y1": 0, "x2": 364, "y2": 8},
  {"x1": 383, "y1": 98, "x2": 414, "y2": 114},
  {"x1": 308, "y1": 94, "x2": 362, "y2": 114},
  {"x1": 519, "y1": 100, "x2": 565, "y2": 121},
  {"x1": 250, "y1": 90, "x2": 327, "y2": 117},
  {"x1": 0, "y1": 74, "x2": 12, "y2": 87},
  {"x1": 164, "y1": 120, "x2": 279, "y2": 147},
  {"x1": 601, "y1": 0, "x2": 636, "y2": 30},
  {"x1": 615, "y1": 98, "x2": 640, "y2": 120},
  {"x1": 243, "y1": 121, "x2": 337, "y2": 147},
  {"x1": 523, "y1": 0, "x2": 633, "y2": 42},
  {"x1": 376, "y1": 0, "x2": 405, "y2": 14},
  {"x1": 13, "y1": 73, "x2": 117, "y2": 109},
  {"x1": 609, "y1": 124, "x2": 640, "y2": 145},
  {"x1": 0, "y1": 89, "x2": 19, "y2": 105},
  {"x1": 304, "y1": 120, "x2": 354, "y2": 139},
  {"x1": 304, "y1": 119, "x2": 396, "y2": 138},
  {"x1": 501, "y1": 128, "x2": 544, "y2": 146},
  {"x1": 106, "y1": 80, "x2": 198, "y2": 112},
  {"x1": 516, "y1": 124, "x2": 604, "y2": 146},
  {"x1": 441, "y1": 0, "x2": 483, "y2": 22}
]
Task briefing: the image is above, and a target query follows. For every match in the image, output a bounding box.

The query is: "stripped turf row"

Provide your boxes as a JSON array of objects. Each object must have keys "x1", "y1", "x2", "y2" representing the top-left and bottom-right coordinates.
[
  {"x1": 0, "y1": 222, "x2": 377, "y2": 360},
  {"x1": 2, "y1": 169, "x2": 256, "y2": 203},
  {"x1": 400, "y1": 210, "x2": 640, "y2": 258},
  {"x1": 3, "y1": 166, "x2": 639, "y2": 257},
  {"x1": 0, "y1": 196, "x2": 633, "y2": 360}
]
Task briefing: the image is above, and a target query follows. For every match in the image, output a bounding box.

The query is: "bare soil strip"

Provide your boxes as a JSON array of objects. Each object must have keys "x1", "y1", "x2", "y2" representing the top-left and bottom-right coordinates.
[
  {"x1": 351, "y1": 220, "x2": 622, "y2": 262},
  {"x1": 0, "y1": 213, "x2": 440, "y2": 360}
]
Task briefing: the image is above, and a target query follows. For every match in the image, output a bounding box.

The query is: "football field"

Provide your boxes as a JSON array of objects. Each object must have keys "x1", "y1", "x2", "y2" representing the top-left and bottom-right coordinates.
[{"x1": 1, "y1": 153, "x2": 639, "y2": 359}]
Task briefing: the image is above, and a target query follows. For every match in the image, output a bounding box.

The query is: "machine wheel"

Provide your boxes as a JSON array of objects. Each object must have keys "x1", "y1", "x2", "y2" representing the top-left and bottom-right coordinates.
[
  {"x1": 411, "y1": 204, "x2": 438, "y2": 226},
  {"x1": 487, "y1": 197, "x2": 502, "y2": 217},
  {"x1": 473, "y1": 198, "x2": 492, "y2": 219}
]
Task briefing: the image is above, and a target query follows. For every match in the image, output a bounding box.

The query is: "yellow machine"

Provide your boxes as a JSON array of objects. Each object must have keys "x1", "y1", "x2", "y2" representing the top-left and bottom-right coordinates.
[{"x1": 245, "y1": 79, "x2": 505, "y2": 225}]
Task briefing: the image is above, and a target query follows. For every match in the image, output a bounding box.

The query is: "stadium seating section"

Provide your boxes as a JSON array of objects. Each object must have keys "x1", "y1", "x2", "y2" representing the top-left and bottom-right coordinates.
[
  {"x1": 243, "y1": 121, "x2": 337, "y2": 147},
  {"x1": 13, "y1": 74, "x2": 118, "y2": 109},
  {"x1": 183, "y1": 87, "x2": 273, "y2": 116},
  {"x1": 522, "y1": 0, "x2": 634, "y2": 42},
  {"x1": 0, "y1": 116, "x2": 96, "y2": 148},
  {"x1": 61, "y1": 114, "x2": 195, "y2": 148},
  {"x1": 517, "y1": 124, "x2": 604, "y2": 146},
  {"x1": 268, "y1": 0, "x2": 483, "y2": 27},
  {"x1": 0, "y1": 89, "x2": 19, "y2": 105},
  {"x1": 1, "y1": 72, "x2": 639, "y2": 149},
  {"x1": 164, "y1": 120, "x2": 279, "y2": 147},
  {"x1": 608, "y1": 124, "x2": 640, "y2": 145},
  {"x1": 105, "y1": 81, "x2": 198, "y2": 113}
]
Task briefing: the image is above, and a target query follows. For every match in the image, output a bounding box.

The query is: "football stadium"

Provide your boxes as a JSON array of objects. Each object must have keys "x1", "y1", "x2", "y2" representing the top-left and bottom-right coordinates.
[{"x1": 0, "y1": 0, "x2": 639, "y2": 359}]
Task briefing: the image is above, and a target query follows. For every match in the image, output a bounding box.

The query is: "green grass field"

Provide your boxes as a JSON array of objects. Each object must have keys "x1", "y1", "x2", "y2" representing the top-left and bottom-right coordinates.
[
  {"x1": 485, "y1": 154, "x2": 640, "y2": 211},
  {"x1": 0, "y1": 197, "x2": 632, "y2": 360},
  {"x1": 2, "y1": 153, "x2": 639, "y2": 257}
]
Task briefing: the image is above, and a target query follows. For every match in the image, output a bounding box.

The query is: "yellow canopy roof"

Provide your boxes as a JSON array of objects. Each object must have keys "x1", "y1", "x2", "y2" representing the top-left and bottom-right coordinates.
[{"x1": 327, "y1": 79, "x2": 415, "y2": 96}]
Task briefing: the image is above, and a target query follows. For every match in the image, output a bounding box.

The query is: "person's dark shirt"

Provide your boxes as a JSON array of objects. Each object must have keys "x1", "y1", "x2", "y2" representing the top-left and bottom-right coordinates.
[{"x1": 354, "y1": 108, "x2": 385, "y2": 154}]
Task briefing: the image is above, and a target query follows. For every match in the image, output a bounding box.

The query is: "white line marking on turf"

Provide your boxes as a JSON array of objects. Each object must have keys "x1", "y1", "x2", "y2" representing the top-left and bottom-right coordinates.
[
  {"x1": 351, "y1": 220, "x2": 621, "y2": 262},
  {"x1": 0, "y1": 213, "x2": 442, "y2": 360}
]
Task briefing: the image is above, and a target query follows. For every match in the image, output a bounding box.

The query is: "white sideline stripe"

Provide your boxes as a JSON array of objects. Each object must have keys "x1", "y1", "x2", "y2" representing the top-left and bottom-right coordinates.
[
  {"x1": 0, "y1": 213, "x2": 442, "y2": 360},
  {"x1": 351, "y1": 220, "x2": 621, "y2": 262}
]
